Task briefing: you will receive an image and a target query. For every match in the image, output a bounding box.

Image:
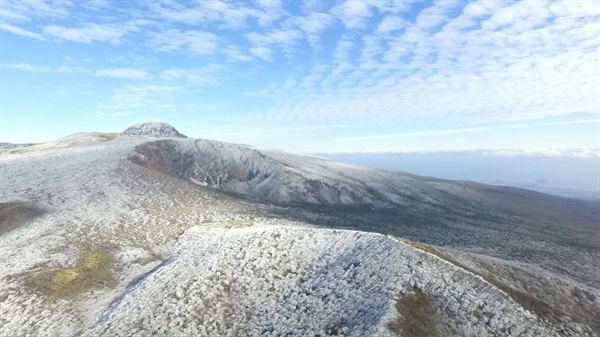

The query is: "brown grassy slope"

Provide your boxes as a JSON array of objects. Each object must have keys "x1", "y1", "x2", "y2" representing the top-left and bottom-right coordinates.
[{"x1": 395, "y1": 237, "x2": 600, "y2": 335}]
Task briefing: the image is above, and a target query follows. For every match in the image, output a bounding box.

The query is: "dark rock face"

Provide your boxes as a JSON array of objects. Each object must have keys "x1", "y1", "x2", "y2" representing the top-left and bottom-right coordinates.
[{"x1": 121, "y1": 122, "x2": 187, "y2": 138}]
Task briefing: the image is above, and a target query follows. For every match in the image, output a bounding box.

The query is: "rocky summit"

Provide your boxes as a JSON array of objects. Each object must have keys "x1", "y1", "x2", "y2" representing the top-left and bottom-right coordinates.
[{"x1": 120, "y1": 122, "x2": 187, "y2": 138}]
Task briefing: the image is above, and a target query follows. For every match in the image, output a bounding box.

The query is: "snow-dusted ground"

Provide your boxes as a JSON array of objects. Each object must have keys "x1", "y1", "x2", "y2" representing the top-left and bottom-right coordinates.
[
  {"x1": 0, "y1": 128, "x2": 595, "y2": 335},
  {"x1": 84, "y1": 226, "x2": 551, "y2": 335},
  {"x1": 0, "y1": 136, "x2": 263, "y2": 334}
]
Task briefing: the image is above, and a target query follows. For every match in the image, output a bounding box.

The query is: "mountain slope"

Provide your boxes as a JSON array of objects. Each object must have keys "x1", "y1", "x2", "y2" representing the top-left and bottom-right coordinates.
[
  {"x1": 83, "y1": 226, "x2": 550, "y2": 336},
  {"x1": 0, "y1": 132, "x2": 117, "y2": 153},
  {"x1": 0, "y1": 123, "x2": 598, "y2": 335},
  {"x1": 129, "y1": 138, "x2": 599, "y2": 283}
]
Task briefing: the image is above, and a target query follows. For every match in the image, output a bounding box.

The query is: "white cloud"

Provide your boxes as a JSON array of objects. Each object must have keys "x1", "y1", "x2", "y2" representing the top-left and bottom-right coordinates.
[
  {"x1": 82, "y1": 0, "x2": 110, "y2": 10},
  {"x1": 246, "y1": 29, "x2": 303, "y2": 46},
  {"x1": 4, "y1": 63, "x2": 51, "y2": 72},
  {"x1": 0, "y1": 23, "x2": 46, "y2": 40},
  {"x1": 95, "y1": 68, "x2": 148, "y2": 79},
  {"x1": 479, "y1": 148, "x2": 600, "y2": 159},
  {"x1": 160, "y1": 64, "x2": 222, "y2": 85},
  {"x1": 0, "y1": 0, "x2": 72, "y2": 23},
  {"x1": 249, "y1": 46, "x2": 272, "y2": 60},
  {"x1": 284, "y1": 11, "x2": 335, "y2": 46},
  {"x1": 246, "y1": 29, "x2": 303, "y2": 59},
  {"x1": 43, "y1": 23, "x2": 138, "y2": 44},
  {"x1": 377, "y1": 16, "x2": 409, "y2": 33},
  {"x1": 3, "y1": 62, "x2": 84, "y2": 74},
  {"x1": 158, "y1": 0, "x2": 283, "y2": 29},
  {"x1": 98, "y1": 85, "x2": 177, "y2": 114},
  {"x1": 322, "y1": 148, "x2": 600, "y2": 159},
  {"x1": 244, "y1": 0, "x2": 599, "y2": 130},
  {"x1": 549, "y1": 0, "x2": 600, "y2": 18},
  {"x1": 149, "y1": 29, "x2": 219, "y2": 55},
  {"x1": 2, "y1": 0, "x2": 598, "y2": 151},
  {"x1": 224, "y1": 47, "x2": 253, "y2": 61},
  {"x1": 286, "y1": 12, "x2": 335, "y2": 35},
  {"x1": 538, "y1": 118, "x2": 599, "y2": 126},
  {"x1": 336, "y1": 124, "x2": 527, "y2": 142},
  {"x1": 331, "y1": 0, "x2": 374, "y2": 29},
  {"x1": 254, "y1": 0, "x2": 283, "y2": 11}
]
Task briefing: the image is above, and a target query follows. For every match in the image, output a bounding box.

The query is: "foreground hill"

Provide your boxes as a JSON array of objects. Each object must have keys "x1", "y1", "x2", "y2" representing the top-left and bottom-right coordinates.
[
  {"x1": 84, "y1": 226, "x2": 550, "y2": 335},
  {"x1": 0, "y1": 123, "x2": 598, "y2": 335}
]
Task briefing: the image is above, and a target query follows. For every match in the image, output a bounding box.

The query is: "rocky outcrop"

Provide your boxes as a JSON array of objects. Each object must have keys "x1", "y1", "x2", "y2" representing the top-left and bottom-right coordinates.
[{"x1": 121, "y1": 122, "x2": 187, "y2": 138}]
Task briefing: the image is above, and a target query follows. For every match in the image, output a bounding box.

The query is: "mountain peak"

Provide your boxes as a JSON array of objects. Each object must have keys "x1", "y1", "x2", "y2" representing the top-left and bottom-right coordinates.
[{"x1": 121, "y1": 122, "x2": 187, "y2": 138}]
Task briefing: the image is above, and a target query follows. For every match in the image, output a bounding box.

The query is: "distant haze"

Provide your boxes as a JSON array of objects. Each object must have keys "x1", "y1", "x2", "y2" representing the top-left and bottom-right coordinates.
[{"x1": 317, "y1": 151, "x2": 600, "y2": 200}]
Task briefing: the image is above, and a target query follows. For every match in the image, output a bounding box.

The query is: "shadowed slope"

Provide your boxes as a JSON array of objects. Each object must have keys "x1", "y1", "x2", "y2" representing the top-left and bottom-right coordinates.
[{"x1": 0, "y1": 202, "x2": 45, "y2": 236}]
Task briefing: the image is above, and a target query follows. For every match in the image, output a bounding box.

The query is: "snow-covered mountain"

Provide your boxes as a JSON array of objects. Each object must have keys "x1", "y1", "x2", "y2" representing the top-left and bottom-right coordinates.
[
  {"x1": 0, "y1": 123, "x2": 598, "y2": 335},
  {"x1": 120, "y1": 122, "x2": 187, "y2": 138},
  {"x1": 0, "y1": 142, "x2": 36, "y2": 149}
]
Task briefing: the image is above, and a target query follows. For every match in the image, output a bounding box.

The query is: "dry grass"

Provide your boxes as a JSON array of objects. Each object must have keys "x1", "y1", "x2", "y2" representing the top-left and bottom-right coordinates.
[
  {"x1": 394, "y1": 237, "x2": 599, "y2": 334},
  {"x1": 26, "y1": 251, "x2": 117, "y2": 300},
  {"x1": 396, "y1": 237, "x2": 551, "y2": 314},
  {"x1": 387, "y1": 287, "x2": 438, "y2": 336}
]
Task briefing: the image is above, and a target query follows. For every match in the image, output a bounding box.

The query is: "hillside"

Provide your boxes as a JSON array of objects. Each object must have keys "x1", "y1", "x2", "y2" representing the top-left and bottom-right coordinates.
[{"x1": 0, "y1": 123, "x2": 598, "y2": 335}]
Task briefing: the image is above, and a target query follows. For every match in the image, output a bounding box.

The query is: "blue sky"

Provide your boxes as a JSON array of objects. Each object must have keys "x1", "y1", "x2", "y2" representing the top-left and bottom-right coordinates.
[{"x1": 0, "y1": 0, "x2": 598, "y2": 153}]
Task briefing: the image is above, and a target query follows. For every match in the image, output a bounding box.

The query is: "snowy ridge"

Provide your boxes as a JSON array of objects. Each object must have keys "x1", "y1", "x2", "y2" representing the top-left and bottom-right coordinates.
[
  {"x1": 120, "y1": 122, "x2": 187, "y2": 138},
  {"x1": 0, "y1": 142, "x2": 36, "y2": 149},
  {"x1": 130, "y1": 138, "x2": 430, "y2": 206},
  {"x1": 84, "y1": 226, "x2": 549, "y2": 335},
  {"x1": 0, "y1": 132, "x2": 116, "y2": 153}
]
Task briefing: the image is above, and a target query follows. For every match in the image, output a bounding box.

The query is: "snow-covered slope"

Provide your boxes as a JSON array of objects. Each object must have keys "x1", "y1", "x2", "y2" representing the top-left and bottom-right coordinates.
[
  {"x1": 0, "y1": 123, "x2": 598, "y2": 335},
  {"x1": 0, "y1": 142, "x2": 36, "y2": 149},
  {"x1": 130, "y1": 137, "x2": 600, "y2": 265},
  {"x1": 121, "y1": 122, "x2": 187, "y2": 138},
  {"x1": 83, "y1": 226, "x2": 550, "y2": 336},
  {"x1": 130, "y1": 138, "x2": 444, "y2": 206},
  {"x1": 0, "y1": 132, "x2": 116, "y2": 153}
]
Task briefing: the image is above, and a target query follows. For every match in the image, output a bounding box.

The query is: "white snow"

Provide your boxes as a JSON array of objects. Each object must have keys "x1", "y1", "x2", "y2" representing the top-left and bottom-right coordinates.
[
  {"x1": 0, "y1": 131, "x2": 563, "y2": 335},
  {"x1": 83, "y1": 226, "x2": 551, "y2": 335}
]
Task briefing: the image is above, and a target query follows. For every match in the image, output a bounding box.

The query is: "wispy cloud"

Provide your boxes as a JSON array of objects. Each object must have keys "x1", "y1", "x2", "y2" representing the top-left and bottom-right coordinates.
[
  {"x1": 246, "y1": 29, "x2": 304, "y2": 59},
  {"x1": 97, "y1": 84, "x2": 178, "y2": 114},
  {"x1": 335, "y1": 124, "x2": 527, "y2": 142},
  {"x1": 95, "y1": 68, "x2": 148, "y2": 79},
  {"x1": 156, "y1": 0, "x2": 284, "y2": 29},
  {"x1": 377, "y1": 16, "x2": 409, "y2": 33},
  {"x1": 160, "y1": 64, "x2": 222, "y2": 85},
  {"x1": 538, "y1": 118, "x2": 599, "y2": 126},
  {"x1": 82, "y1": 0, "x2": 110, "y2": 11},
  {"x1": 3, "y1": 63, "x2": 51, "y2": 72},
  {"x1": 0, "y1": 23, "x2": 46, "y2": 40},
  {"x1": 331, "y1": 1, "x2": 374, "y2": 29},
  {"x1": 2, "y1": 0, "x2": 599, "y2": 152},
  {"x1": 285, "y1": 12, "x2": 335, "y2": 42},
  {"x1": 0, "y1": 0, "x2": 72, "y2": 22},
  {"x1": 3, "y1": 61, "x2": 84, "y2": 73},
  {"x1": 318, "y1": 148, "x2": 600, "y2": 159},
  {"x1": 241, "y1": 0, "x2": 600, "y2": 128},
  {"x1": 44, "y1": 23, "x2": 138, "y2": 44},
  {"x1": 149, "y1": 29, "x2": 219, "y2": 55}
]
